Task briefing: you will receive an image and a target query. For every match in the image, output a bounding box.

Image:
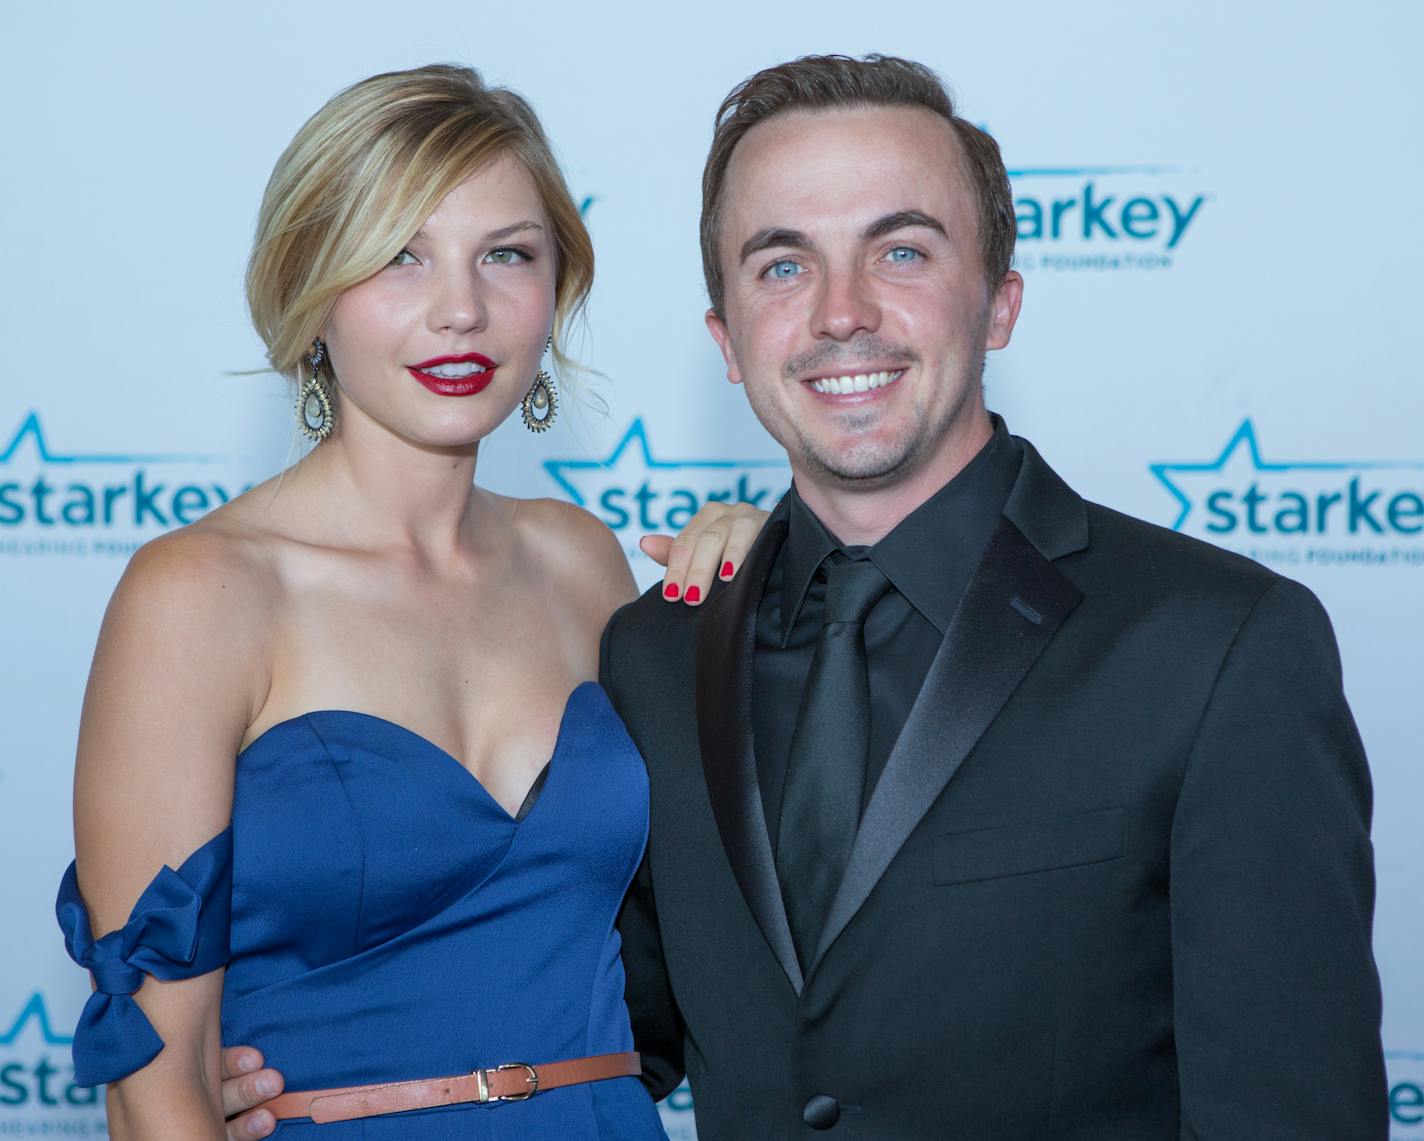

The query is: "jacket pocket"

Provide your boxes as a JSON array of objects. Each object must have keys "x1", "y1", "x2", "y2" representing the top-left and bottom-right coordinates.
[{"x1": 933, "y1": 806, "x2": 1126, "y2": 886}]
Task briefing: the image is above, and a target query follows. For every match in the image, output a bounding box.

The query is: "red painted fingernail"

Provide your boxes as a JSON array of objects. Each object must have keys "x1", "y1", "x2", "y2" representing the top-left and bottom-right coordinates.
[
  {"x1": 685, "y1": 585, "x2": 702, "y2": 604},
  {"x1": 721, "y1": 561, "x2": 735, "y2": 578},
  {"x1": 664, "y1": 582, "x2": 680, "y2": 600}
]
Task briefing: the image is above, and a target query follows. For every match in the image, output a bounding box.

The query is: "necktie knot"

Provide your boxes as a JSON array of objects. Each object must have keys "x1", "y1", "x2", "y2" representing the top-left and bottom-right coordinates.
[{"x1": 822, "y1": 555, "x2": 890, "y2": 626}]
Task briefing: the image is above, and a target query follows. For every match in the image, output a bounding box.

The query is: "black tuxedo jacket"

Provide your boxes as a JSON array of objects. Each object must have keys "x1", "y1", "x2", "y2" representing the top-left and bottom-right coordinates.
[{"x1": 600, "y1": 436, "x2": 1385, "y2": 1140}]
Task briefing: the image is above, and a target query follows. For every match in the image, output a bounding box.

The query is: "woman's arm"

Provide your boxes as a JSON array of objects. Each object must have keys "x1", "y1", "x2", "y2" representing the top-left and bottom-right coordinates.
[{"x1": 70, "y1": 530, "x2": 268, "y2": 1139}]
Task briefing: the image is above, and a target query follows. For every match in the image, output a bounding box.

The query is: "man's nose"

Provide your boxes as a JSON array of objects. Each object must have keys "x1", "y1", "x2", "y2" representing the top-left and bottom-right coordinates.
[{"x1": 811, "y1": 265, "x2": 881, "y2": 342}]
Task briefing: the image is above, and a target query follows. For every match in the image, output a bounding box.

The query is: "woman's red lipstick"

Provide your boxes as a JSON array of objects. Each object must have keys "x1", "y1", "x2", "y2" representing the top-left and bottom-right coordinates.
[{"x1": 406, "y1": 352, "x2": 497, "y2": 397}]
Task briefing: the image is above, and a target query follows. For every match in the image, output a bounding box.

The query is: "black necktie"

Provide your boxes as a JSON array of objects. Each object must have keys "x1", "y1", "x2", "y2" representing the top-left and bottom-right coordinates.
[{"x1": 777, "y1": 552, "x2": 891, "y2": 970}]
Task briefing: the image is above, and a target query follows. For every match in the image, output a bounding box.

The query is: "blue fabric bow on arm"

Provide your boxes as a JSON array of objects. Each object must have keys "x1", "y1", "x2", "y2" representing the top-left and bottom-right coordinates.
[{"x1": 55, "y1": 828, "x2": 233, "y2": 1087}]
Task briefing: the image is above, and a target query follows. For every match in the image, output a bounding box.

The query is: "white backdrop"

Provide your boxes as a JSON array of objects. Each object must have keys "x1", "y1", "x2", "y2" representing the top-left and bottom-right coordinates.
[{"x1": 2, "y1": 2, "x2": 1421, "y2": 1136}]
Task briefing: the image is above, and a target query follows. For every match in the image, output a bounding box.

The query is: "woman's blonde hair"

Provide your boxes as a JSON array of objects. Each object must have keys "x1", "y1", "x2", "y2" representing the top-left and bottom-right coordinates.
[{"x1": 246, "y1": 63, "x2": 592, "y2": 385}]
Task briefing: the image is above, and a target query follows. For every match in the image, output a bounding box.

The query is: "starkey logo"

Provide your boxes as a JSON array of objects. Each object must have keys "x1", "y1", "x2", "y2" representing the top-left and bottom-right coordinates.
[
  {"x1": 1150, "y1": 420, "x2": 1424, "y2": 569},
  {"x1": 1007, "y1": 162, "x2": 1208, "y2": 272},
  {"x1": 544, "y1": 419, "x2": 790, "y2": 569},
  {"x1": 0, "y1": 991, "x2": 103, "y2": 1126},
  {"x1": 0, "y1": 411, "x2": 252, "y2": 559},
  {"x1": 1390, "y1": 1051, "x2": 1424, "y2": 1132}
]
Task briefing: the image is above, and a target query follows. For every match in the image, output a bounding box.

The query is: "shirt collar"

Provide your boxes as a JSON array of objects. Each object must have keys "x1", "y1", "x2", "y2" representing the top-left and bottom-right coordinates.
[{"x1": 779, "y1": 414, "x2": 1022, "y2": 645}]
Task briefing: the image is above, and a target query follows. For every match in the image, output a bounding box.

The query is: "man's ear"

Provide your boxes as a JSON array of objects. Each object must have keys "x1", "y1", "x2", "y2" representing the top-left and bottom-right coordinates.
[
  {"x1": 705, "y1": 308, "x2": 743, "y2": 385},
  {"x1": 984, "y1": 270, "x2": 1024, "y2": 351}
]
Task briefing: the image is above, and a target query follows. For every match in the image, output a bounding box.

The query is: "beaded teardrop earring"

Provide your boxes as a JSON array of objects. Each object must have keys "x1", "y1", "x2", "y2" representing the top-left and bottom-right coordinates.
[
  {"x1": 521, "y1": 336, "x2": 557, "y2": 433},
  {"x1": 296, "y1": 340, "x2": 334, "y2": 442}
]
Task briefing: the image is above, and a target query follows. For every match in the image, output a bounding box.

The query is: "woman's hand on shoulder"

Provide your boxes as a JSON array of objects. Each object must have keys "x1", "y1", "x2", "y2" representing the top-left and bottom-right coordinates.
[
  {"x1": 72, "y1": 528, "x2": 270, "y2": 1136},
  {"x1": 639, "y1": 502, "x2": 770, "y2": 605}
]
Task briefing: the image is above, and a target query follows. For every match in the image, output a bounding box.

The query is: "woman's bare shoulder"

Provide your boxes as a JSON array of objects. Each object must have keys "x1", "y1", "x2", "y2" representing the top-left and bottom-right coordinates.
[
  {"x1": 114, "y1": 500, "x2": 279, "y2": 623},
  {"x1": 94, "y1": 489, "x2": 289, "y2": 740},
  {"x1": 506, "y1": 495, "x2": 637, "y2": 620}
]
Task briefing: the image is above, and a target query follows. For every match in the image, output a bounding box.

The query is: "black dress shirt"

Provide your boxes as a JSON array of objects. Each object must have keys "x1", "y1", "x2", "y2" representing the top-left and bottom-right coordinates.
[{"x1": 753, "y1": 417, "x2": 1023, "y2": 855}]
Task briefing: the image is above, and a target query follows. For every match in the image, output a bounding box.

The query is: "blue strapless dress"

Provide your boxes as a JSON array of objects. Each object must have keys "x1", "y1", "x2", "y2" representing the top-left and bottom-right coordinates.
[{"x1": 57, "y1": 682, "x2": 668, "y2": 1138}]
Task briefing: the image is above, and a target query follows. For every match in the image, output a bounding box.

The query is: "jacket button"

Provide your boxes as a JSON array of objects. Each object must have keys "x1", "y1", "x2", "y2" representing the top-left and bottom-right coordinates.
[{"x1": 802, "y1": 1094, "x2": 841, "y2": 1129}]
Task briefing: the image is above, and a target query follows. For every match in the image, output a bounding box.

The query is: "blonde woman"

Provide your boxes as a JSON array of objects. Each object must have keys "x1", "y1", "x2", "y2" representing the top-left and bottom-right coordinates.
[{"x1": 56, "y1": 64, "x2": 760, "y2": 1138}]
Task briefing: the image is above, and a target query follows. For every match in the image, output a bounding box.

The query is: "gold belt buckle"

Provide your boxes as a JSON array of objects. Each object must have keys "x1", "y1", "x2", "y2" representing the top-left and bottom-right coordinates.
[{"x1": 474, "y1": 1062, "x2": 539, "y2": 1103}]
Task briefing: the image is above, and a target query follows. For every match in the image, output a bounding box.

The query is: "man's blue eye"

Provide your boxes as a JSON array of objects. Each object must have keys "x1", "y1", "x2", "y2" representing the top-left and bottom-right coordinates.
[
  {"x1": 886, "y1": 247, "x2": 920, "y2": 263},
  {"x1": 767, "y1": 260, "x2": 802, "y2": 279}
]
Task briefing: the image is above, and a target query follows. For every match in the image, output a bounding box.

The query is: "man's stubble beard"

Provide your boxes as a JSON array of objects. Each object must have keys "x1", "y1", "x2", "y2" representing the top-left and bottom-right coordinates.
[
  {"x1": 748, "y1": 365, "x2": 986, "y2": 493},
  {"x1": 796, "y1": 400, "x2": 934, "y2": 488}
]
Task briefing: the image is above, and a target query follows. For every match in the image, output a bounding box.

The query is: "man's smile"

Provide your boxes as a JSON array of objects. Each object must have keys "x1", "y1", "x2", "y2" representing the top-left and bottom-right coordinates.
[{"x1": 803, "y1": 368, "x2": 906, "y2": 396}]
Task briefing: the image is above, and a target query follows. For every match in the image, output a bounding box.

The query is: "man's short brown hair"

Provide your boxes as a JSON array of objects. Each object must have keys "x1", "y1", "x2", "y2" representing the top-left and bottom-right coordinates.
[{"x1": 700, "y1": 54, "x2": 1016, "y2": 316}]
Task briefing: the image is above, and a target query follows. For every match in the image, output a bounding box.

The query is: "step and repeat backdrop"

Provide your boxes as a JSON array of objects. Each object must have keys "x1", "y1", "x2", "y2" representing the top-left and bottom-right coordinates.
[{"x1": 2, "y1": 1, "x2": 1420, "y2": 1136}]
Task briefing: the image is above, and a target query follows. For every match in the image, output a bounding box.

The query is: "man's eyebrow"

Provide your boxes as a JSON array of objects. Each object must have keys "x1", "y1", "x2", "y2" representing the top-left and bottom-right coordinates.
[
  {"x1": 740, "y1": 227, "x2": 813, "y2": 264},
  {"x1": 861, "y1": 210, "x2": 948, "y2": 241}
]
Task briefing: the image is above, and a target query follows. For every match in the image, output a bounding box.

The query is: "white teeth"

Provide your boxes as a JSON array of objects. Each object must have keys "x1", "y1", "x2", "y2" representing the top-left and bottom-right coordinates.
[
  {"x1": 807, "y1": 369, "x2": 902, "y2": 395},
  {"x1": 421, "y1": 361, "x2": 488, "y2": 379}
]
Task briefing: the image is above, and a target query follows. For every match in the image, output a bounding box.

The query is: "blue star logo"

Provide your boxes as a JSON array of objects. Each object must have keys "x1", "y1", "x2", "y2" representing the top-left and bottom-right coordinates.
[
  {"x1": 1150, "y1": 419, "x2": 1424, "y2": 530},
  {"x1": 544, "y1": 418, "x2": 787, "y2": 508},
  {"x1": 0, "y1": 993, "x2": 73, "y2": 1047},
  {"x1": 0, "y1": 411, "x2": 227, "y2": 467}
]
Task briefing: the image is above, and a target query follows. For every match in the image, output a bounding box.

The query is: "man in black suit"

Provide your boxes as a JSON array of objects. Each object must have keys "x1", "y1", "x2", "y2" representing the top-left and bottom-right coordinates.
[{"x1": 602, "y1": 55, "x2": 1386, "y2": 1138}]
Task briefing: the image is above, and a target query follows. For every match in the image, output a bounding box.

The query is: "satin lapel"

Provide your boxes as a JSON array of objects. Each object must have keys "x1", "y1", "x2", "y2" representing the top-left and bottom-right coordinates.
[
  {"x1": 812, "y1": 516, "x2": 1084, "y2": 969},
  {"x1": 695, "y1": 510, "x2": 804, "y2": 993}
]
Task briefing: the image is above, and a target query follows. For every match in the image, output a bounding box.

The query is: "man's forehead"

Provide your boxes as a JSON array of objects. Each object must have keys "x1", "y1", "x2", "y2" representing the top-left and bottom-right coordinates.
[{"x1": 722, "y1": 105, "x2": 970, "y2": 233}]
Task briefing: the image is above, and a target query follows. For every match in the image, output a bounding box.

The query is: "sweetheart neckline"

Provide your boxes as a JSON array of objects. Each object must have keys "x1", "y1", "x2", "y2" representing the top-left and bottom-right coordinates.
[{"x1": 236, "y1": 680, "x2": 603, "y2": 825}]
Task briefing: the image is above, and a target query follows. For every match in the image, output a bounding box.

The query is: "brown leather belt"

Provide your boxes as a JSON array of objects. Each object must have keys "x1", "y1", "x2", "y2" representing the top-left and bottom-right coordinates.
[{"x1": 260, "y1": 1051, "x2": 641, "y2": 1123}]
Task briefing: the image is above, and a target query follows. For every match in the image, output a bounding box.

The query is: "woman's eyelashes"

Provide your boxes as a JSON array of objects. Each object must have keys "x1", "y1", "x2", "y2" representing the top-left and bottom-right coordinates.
[
  {"x1": 386, "y1": 246, "x2": 534, "y2": 268},
  {"x1": 483, "y1": 246, "x2": 533, "y2": 265}
]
